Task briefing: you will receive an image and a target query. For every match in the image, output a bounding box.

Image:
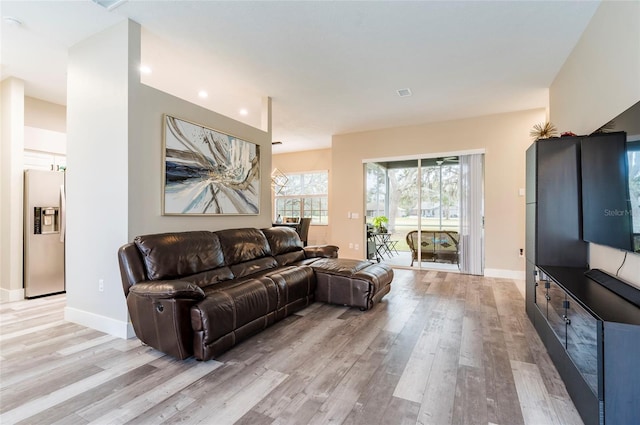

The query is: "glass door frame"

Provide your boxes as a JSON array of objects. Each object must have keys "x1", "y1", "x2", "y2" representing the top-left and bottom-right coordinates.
[{"x1": 363, "y1": 149, "x2": 484, "y2": 271}]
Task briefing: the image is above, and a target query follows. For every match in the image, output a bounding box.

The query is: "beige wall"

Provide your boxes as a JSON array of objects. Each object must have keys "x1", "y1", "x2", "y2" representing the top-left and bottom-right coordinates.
[
  {"x1": 24, "y1": 97, "x2": 66, "y2": 132},
  {"x1": 550, "y1": 1, "x2": 640, "y2": 135},
  {"x1": 550, "y1": 0, "x2": 640, "y2": 287},
  {"x1": 331, "y1": 108, "x2": 545, "y2": 277},
  {"x1": 272, "y1": 148, "x2": 331, "y2": 245},
  {"x1": 128, "y1": 86, "x2": 272, "y2": 236}
]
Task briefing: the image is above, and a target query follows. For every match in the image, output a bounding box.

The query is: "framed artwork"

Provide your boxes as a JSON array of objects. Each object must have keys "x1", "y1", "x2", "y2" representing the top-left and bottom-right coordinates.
[{"x1": 162, "y1": 115, "x2": 260, "y2": 215}]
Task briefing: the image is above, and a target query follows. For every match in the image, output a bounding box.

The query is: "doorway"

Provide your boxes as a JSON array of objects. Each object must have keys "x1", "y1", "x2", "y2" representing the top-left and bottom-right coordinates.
[{"x1": 364, "y1": 153, "x2": 484, "y2": 274}]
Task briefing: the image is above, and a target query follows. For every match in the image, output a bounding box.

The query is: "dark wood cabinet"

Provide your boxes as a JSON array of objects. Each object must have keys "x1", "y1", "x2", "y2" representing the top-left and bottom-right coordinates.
[
  {"x1": 525, "y1": 137, "x2": 588, "y2": 268},
  {"x1": 526, "y1": 133, "x2": 640, "y2": 425},
  {"x1": 525, "y1": 137, "x2": 588, "y2": 323}
]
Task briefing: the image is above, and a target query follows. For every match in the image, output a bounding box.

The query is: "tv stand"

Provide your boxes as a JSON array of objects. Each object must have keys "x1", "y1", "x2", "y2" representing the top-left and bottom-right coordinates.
[{"x1": 532, "y1": 265, "x2": 640, "y2": 425}]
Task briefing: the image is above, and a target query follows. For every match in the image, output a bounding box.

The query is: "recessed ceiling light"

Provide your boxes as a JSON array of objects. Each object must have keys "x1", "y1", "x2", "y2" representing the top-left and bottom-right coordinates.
[
  {"x1": 198, "y1": 90, "x2": 208, "y2": 98},
  {"x1": 397, "y1": 88, "x2": 412, "y2": 97},
  {"x1": 3, "y1": 16, "x2": 23, "y2": 27},
  {"x1": 239, "y1": 108, "x2": 248, "y2": 116},
  {"x1": 139, "y1": 65, "x2": 152, "y2": 74}
]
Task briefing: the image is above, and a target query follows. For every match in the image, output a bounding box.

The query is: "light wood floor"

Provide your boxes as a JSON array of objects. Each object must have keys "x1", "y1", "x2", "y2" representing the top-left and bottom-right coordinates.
[{"x1": 0, "y1": 270, "x2": 583, "y2": 425}]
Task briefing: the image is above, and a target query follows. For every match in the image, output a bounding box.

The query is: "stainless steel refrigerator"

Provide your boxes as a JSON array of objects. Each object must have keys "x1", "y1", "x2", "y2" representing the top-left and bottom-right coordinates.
[{"x1": 24, "y1": 169, "x2": 65, "y2": 298}]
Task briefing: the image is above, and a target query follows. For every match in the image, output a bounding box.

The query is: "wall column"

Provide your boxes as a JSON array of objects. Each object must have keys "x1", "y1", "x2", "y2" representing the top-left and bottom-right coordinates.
[
  {"x1": 65, "y1": 21, "x2": 137, "y2": 337},
  {"x1": 0, "y1": 78, "x2": 25, "y2": 301}
]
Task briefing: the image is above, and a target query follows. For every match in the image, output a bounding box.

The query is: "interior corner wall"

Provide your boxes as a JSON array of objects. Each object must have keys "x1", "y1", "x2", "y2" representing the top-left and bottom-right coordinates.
[
  {"x1": 0, "y1": 78, "x2": 26, "y2": 302},
  {"x1": 331, "y1": 108, "x2": 546, "y2": 276},
  {"x1": 550, "y1": 1, "x2": 640, "y2": 135},
  {"x1": 614, "y1": 101, "x2": 640, "y2": 137},
  {"x1": 272, "y1": 148, "x2": 331, "y2": 245},
  {"x1": 549, "y1": 0, "x2": 640, "y2": 287}
]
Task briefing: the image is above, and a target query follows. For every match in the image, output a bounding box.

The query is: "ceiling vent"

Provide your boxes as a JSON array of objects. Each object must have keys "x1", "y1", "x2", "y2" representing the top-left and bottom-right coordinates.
[
  {"x1": 397, "y1": 88, "x2": 412, "y2": 97},
  {"x1": 91, "y1": 0, "x2": 128, "y2": 11}
]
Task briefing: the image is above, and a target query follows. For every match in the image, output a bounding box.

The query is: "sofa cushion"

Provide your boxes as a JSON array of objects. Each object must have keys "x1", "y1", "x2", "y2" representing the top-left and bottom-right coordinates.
[
  {"x1": 262, "y1": 227, "x2": 303, "y2": 255},
  {"x1": 191, "y1": 277, "x2": 279, "y2": 342},
  {"x1": 262, "y1": 227, "x2": 307, "y2": 266},
  {"x1": 264, "y1": 265, "x2": 316, "y2": 310},
  {"x1": 134, "y1": 231, "x2": 224, "y2": 281},
  {"x1": 216, "y1": 228, "x2": 271, "y2": 265},
  {"x1": 275, "y1": 250, "x2": 306, "y2": 266},
  {"x1": 309, "y1": 258, "x2": 372, "y2": 276},
  {"x1": 180, "y1": 267, "x2": 235, "y2": 289},
  {"x1": 231, "y1": 257, "x2": 278, "y2": 279}
]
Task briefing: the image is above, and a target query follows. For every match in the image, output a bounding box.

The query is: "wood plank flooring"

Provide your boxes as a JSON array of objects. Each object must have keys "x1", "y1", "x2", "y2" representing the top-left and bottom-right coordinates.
[{"x1": 0, "y1": 270, "x2": 583, "y2": 425}]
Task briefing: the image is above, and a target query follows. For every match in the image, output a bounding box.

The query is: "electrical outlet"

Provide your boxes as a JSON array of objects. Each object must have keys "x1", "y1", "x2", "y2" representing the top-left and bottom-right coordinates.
[
  {"x1": 354, "y1": 243, "x2": 359, "y2": 250},
  {"x1": 98, "y1": 279, "x2": 104, "y2": 292},
  {"x1": 519, "y1": 248, "x2": 524, "y2": 257},
  {"x1": 349, "y1": 243, "x2": 354, "y2": 249}
]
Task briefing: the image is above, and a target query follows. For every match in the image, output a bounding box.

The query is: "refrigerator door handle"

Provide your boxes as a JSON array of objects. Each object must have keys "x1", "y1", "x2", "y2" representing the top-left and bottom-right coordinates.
[{"x1": 59, "y1": 184, "x2": 65, "y2": 243}]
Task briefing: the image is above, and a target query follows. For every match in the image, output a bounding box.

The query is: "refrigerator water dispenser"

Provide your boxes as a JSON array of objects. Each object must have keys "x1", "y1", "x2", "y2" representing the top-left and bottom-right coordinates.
[{"x1": 34, "y1": 206, "x2": 59, "y2": 234}]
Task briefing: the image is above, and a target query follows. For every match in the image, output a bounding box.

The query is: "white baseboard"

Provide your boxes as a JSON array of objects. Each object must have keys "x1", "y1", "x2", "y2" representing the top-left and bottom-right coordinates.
[
  {"x1": 64, "y1": 307, "x2": 135, "y2": 339},
  {"x1": 484, "y1": 268, "x2": 525, "y2": 280},
  {"x1": 0, "y1": 287, "x2": 25, "y2": 302}
]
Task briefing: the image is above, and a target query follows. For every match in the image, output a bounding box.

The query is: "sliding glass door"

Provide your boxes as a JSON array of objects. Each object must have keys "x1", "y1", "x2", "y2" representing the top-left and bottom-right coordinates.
[{"x1": 365, "y1": 154, "x2": 482, "y2": 273}]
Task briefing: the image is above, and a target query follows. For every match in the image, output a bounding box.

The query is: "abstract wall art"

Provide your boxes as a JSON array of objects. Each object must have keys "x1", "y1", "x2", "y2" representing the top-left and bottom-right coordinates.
[{"x1": 162, "y1": 115, "x2": 260, "y2": 215}]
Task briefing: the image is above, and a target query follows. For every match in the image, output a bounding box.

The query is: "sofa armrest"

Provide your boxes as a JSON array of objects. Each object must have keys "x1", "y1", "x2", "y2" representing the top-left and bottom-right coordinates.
[
  {"x1": 128, "y1": 280, "x2": 205, "y2": 300},
  {"x1": 304, "y1": 244, "x2": 339, "y2": 259},
  {"x1": 127, "y1": 280, "x2": 202, "y2": 360}
]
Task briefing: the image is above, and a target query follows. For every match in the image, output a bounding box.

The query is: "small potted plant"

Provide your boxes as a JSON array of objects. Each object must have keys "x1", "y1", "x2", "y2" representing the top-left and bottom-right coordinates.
[{"x1": 371, "y1": 215, "x2": 389, "y2": 233}]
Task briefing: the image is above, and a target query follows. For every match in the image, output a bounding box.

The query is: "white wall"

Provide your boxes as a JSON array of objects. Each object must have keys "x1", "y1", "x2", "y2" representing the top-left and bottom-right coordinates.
[
  {"x1": 65, "y1": 20, "x2": 272, "y2": 338},
  {"x1": 0, "y1": 78, "x2": 26, "y2": 302},
  {"x1": 24, "y1": 127, "x2": 66, "y2": 155},
  {"x1": 65, "y1": 20, "x2": 134, "y2": 336},
  {"x1": 550, "y1": 0, "x2": 640, "y2": 287}
]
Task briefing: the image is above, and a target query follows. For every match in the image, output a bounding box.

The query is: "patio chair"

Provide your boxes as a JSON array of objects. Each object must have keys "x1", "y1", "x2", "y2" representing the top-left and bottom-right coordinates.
[{"x1": 406, "y1": 230, "x2": 459, "y2": 267}]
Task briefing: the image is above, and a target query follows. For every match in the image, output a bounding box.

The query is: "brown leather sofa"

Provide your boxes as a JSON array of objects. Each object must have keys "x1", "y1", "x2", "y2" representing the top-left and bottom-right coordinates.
[{"x1": 118, "y1": 226, "x2": 393, "y2": 361}]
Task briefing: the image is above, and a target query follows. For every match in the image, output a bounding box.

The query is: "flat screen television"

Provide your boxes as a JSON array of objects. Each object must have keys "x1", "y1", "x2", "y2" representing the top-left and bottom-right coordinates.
[
  {"x1": 581, "y1": 132, "x2": 639, "y2": 252},
  {"x1": 629, "y1": 139, "x2": 640, "y2": 252}
]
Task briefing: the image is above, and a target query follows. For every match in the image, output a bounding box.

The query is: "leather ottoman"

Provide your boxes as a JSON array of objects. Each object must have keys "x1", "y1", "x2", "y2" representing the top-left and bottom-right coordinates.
[{"x1": 311, "y1": 258, "x2": 393, "y2": 310}]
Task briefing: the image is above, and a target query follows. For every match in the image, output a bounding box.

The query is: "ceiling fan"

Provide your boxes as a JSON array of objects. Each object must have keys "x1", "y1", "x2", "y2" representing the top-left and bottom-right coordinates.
[{"x1": 435, "y1": 156, "x2": 459, "y2": 165}]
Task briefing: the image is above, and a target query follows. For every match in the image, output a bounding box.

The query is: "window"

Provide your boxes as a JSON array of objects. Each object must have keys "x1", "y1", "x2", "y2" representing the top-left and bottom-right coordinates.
[
  {"x1": 366, "y1": 162, "x2": 387, "y2": 219},
  {"x1": 275, "y1": 171, "x2": 328, "y2": 224}
]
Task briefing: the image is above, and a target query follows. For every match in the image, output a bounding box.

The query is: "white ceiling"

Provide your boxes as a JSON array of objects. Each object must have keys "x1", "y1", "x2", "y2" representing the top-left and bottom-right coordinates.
[{"x1": 1, "y1": 0, "x2": 601, "y2": 153}]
